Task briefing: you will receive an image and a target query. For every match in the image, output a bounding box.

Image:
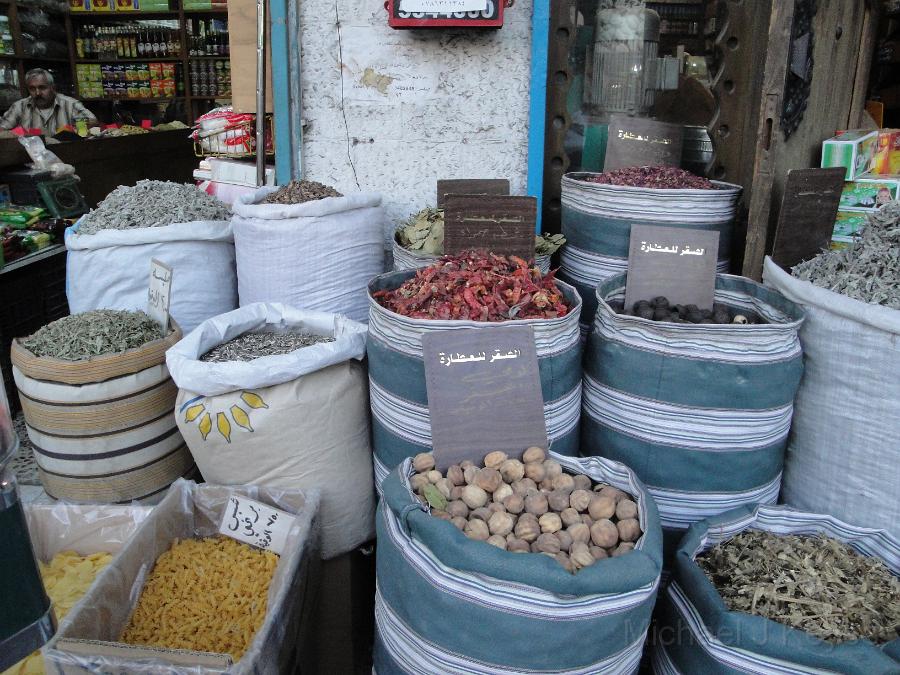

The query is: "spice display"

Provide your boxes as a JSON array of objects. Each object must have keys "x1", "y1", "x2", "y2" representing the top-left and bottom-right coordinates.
[
  {"x1": 792, "y1": 200, "x2": 900, "y2": 309},
  {"x1": 411, "y1": 448, "x2": 644, "y2": 573},
  {"x1": 77, "y1": 180, "x2": 231, "y2": 235},
  {"x1": 373, "y1": 250, "x2": 571, "y2": 320},
  {"x1": 4, "y1": 551, "x2": 113, "y2": 675},
  {"x1": 200, "y1": 331, "x2": 335, "y2": 362},
  {"x1": 261, "y1": 180, "x2": 343, "y2": 204},
  {"x1": 20, "y1": 310, "x2": 164, "y2": 361},
  {"x1": 610, "y1": 296, "x2": 761, "y2": 324},
  {"x1": 396, "y1": 206, "x2": 566, "y2": 258},
  {"x1": 120, "y1": 536, "x2": 278, "y2": 660},
  {"x1": 584, "y1": 166, "x2": 716, "y2": 190},
  {"x1": 698, "y1": 530, "x2": 900, "y2": 645}
]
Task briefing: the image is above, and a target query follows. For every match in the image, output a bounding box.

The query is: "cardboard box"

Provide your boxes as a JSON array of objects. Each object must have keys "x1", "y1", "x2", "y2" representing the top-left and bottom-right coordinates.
[
  {"x1": 839, "y1": 175, "x2": 900, "y2": 210},
  {"x1": 872, "y1": 129, "x2": 900, "y2": 175},
  {"x1": 821, "y1": 130, "x2": 878, "y2": 180},
  {"x1": 228, "y1": 0, "x2": 272, "y2": 113},
  {"x1": 832, "y1": 209, "x2": 868, "y2": 243}
]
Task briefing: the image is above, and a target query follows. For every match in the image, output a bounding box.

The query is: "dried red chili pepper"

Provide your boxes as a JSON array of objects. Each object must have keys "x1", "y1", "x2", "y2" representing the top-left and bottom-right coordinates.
[
  {"x1": 584, "y1": 166, "x2": 716, "y2": 190},
  {"x1": 373, "y1": 250, "x2": 571, "y2": 321}
]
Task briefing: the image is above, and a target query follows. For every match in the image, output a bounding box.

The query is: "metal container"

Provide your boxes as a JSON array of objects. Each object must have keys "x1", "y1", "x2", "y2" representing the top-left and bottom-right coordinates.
[{"x1": 681, "y1": 125, "x2": 714, "y2": 177}]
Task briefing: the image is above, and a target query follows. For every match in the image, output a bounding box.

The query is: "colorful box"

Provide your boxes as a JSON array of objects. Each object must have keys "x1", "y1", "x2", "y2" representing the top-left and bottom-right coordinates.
[
  {"x1": 831, "y1": 209, "x2": 869, "y2": 247},
  {"x1": 821, "y1": 130, "x2": 878, "y2": 180},
  {"x1": 872, "y1": 129, "x2": 900, "y2": 175},
  {"x1": 69, "y1": 0, "x2": 91, "y2": 11},
  {"x1": 87, "y1": 0, "x2": 114, "y2": 10},
  {"x1": 839, "y1": 175, "x2": 900, "y2": 210}
]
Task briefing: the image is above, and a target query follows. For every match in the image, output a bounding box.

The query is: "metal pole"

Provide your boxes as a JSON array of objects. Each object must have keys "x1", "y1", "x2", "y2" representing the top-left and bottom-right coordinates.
[{"x1": 255, "y1": 0, "x2": 267, "y2": 187}]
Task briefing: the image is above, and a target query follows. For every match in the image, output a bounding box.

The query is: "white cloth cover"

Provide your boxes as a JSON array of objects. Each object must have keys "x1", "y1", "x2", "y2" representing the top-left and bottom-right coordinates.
[
  {"x1": 65, "y1": 220, "x2": 237, "y2": 335},
  {"x1": 763, "y1": 257, "x2": 900, "y2": 538},
  {"x1": 231, "y1": 188, "x2": 384, "y2": 323},
  {"x1": 166, "y1": 303, "x2": 373, "y2": 559}
]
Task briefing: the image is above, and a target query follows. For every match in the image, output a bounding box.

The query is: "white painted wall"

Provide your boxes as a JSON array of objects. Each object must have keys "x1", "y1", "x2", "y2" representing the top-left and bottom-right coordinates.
[{"x1": 298, "y1": 0, "x2": 535, "y2": 251}]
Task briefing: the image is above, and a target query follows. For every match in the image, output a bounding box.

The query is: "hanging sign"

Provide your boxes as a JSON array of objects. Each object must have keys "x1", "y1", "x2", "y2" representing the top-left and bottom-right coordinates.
[
  {"x1": 436, "y1": 178, "x2": 510, "y2": 209},
  {"x1": 387, "y1": 0, "x2": 504, "y2": 29},
  {"x1": 147, "y1": 258, "x2": 172, "y2": 332},
  {"x1": 604, "y1": 114, "x2": 684, "y2": 171},
  {"x1": 443, "y1": 194, "x2": 536, "y2": 259},
  {"x1": 218, "y1": 495, "x2": 296, "y2": 555},
  {"x1": 423, "y1": 325, "x2": 547, "y2": 471}
]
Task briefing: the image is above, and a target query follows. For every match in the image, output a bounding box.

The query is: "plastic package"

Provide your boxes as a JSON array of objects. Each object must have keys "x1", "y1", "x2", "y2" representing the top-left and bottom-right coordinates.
[
  {"x1": 44, "y1": 479, "x2": 321, "y2": 674},
  {"x1": 17, "y1": 136, "x2": 75, "y2": 178}
]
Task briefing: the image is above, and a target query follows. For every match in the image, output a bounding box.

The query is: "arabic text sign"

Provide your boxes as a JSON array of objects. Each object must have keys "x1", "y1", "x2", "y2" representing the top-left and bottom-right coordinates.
[
  {"x1": 147, "y1": 258, "x2": 172, "y2": 332},
  {"x1": 218, "y1": 495, "x2": 296, "y2": 555},
  {"x1": 603, "y1": 114, "x2": 683, "y2": 171},
  {"x1": 400, "y1": 0, "x2": 487, "y2": 11},
  {"x1": 436, "y1": 178, "x2": 510, "y2": 209},
  {"x1": 443, "y1": 195, "x2": 536, "y2": 259},
  {"x1": 423, "y1": 326, "x2": 547, "y2": 471},
  {"x1": 625, "y1": 224, "x2": 719, "y2": 311}
]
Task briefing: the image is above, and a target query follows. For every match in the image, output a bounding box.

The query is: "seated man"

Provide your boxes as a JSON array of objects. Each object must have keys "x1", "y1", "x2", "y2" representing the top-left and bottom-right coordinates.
[{"x1": 0, "y1": 68, "x2": 99, "y2": 136}]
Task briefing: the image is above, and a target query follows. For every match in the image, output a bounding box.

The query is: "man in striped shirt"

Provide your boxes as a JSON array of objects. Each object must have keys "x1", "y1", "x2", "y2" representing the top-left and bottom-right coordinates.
[{"x1": 0, "y1": 68, "x2": 98, "y2": 136}]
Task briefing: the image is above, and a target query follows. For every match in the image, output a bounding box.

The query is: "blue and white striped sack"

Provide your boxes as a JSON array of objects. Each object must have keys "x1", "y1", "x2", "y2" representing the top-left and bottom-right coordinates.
[
  {"x1": 375, "y1": 453, "x2": 663, "y2": 675},
  {"x1": 652, "y1": 504, "x2": 900, "y2": 675},
  {"x1": 368, "y1": 270, "x2": 583, "y2": 487},
  {"x1": 582, "y1": 273, "x2": 805, "y2": 563},
  {"x1": 559, "y1": 173, "x2": 741, "y2": 332}
]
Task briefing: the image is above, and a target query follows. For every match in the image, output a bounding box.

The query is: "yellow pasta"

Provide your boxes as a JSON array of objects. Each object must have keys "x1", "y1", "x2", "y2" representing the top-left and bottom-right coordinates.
[
  {"x1": 2, "y1": 551, "x2": 113, "y2": 675},
  {"x1": 120, "y1": 536, "x2": 278, "y2": 661}
]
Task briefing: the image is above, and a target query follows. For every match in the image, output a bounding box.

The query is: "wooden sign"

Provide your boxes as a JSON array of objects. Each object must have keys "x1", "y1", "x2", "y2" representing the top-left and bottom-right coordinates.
[
  {"x1": 423, "y1": 326, "x2": 547, "y2": 471},
  {"x1": 771, "y1": 167, "x2": 845, "y2": 270},
  {"x1": 604, "y1": 114, "x2": 684, "y2": 171},
  {"x1": 443, "y1": 195, "x2": 536, "y2": 259},
  {"x1": 436, "y1": 178, "x2": 510, "y2": 209},
  {"x1": 147, "y1": 258, "x2": 172, "y2": 333},
  {"x1": 625, "y1": 224, "x2": 719, "y2": 311}
]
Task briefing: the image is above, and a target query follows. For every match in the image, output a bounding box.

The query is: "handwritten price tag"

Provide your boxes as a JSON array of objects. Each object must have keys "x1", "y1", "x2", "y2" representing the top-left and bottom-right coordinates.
[
  {"x1": 147, "y1": 258, "x2": 173, "y2": 333},
  {"x1": 218, "y1": 495, "x2": 296, "y2": 555}
]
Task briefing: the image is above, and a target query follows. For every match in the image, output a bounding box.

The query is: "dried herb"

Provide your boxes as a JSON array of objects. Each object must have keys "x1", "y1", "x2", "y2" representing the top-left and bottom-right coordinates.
[
  {"x1": 373, "y1": 250, "x2": 570, "y2": 321},
  {"x1": 535, "y1": 233, "x2": 566, "y2": 256},
  {"x1": 261, "y1": 180, "x2": 342, "y2": 204},
  {"x1": 585, "y1": 166, "x2": 716, "y2": 190},
  {"x1": 21, "y1": 310, "x2": 164, "y2": 360},
  {"x1": 698, "y1": 530, "x2": 900, "y2": 644},
  {"x1": 792, "y1": 200, "x2": 900, "y2": 309},
  {"x1": 78, "y1": 181, "x2": 231, "y2": 235},
  {"x1": 200, "y1": 331, "x2": 335, "y2": 362}
]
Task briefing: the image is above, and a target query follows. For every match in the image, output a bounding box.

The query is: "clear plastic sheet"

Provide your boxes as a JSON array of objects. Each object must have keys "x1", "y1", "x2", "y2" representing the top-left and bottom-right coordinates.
[{"x1": 43, "y1": 479, "x2": 321, "y2": 674}]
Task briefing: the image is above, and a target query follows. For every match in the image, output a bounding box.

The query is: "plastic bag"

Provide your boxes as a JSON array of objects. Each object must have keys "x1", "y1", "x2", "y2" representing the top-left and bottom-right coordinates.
[{"x1": 18, "y1": 135, "x2": 75, "y2": 178}]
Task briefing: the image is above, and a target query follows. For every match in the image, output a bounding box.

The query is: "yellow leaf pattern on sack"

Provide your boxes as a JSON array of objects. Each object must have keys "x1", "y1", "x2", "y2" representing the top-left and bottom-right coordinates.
[
  {"x1": 216, "y1": 412, "x2": 232, "y2": 443},
  {"x1": 198, "y1": 412, "x2": 212, "y2": 440},
  {"x1": 230, "y1": 405, "x2": 253, "y2": 432},
  {"x1": 240, "y1": 391, "x2": 268, "y2": 409},
  {"x1": 184, "y1": 403, "x2": 205, "y2": 423}
]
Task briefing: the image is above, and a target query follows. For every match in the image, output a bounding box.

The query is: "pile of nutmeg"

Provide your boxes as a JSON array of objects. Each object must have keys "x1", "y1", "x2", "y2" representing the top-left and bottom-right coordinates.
[{"x1": 409, "y1": 447, "x2": 643, "y2": 573}]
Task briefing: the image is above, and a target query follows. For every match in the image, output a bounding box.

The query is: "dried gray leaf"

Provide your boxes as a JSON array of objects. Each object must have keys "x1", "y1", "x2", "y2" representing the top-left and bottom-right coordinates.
[{"x1": 21, "y1": 310, "x2": 164, "y2": 360}]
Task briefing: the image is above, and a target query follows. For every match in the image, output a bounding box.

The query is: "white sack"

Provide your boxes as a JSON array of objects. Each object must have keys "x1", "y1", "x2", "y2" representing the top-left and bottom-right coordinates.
[
  {"x1": 231, "y1": 188, "x2": 384, "y2": 323},
  {"x1": 65, "y1": 220, "x2": 237, "y2": 335},
  {"x1": 763, "y1": 257, "x2": 900, "y2": 538}
]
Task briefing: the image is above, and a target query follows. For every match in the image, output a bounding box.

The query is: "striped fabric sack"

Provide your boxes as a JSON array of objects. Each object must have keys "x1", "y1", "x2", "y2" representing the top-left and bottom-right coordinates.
[
  {"x1": 368, "y1": 270, "x2": 583, "y2": 487},
  {"x1": 375, "y1": 453, "x2": 663, "y2": 675},
  {"x1": 10, "y1": 324, "x2": 193, "y2": 503},
  {"x1": 582, "y1": 273, "x2": 804, "y2": 563},
  {"x1": 652, "y1": 504, "x2": 900, "y2": 675},
  {"x1": 391, "y1": 238, "x2": 552, "y2": 275},
  {"x1": 559, "y1": 173, "x2": 741, "y2": 331}
]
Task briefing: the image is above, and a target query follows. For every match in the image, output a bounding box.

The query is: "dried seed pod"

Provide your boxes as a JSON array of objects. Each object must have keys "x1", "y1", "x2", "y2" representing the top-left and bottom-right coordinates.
[
  {"x1": 464, "y1": 519, "x2": 490, "y2": 541},
  {"x1": 488, "y1": 511, "x2": 515, "y2": 537},
  {"x1": 535, "y1": 533, "x2": 561, "y2": 555},
  {"x1": 514, "y1": 514, "x2": 540, "y2": 542},
  {"x1": 507, "y1": 537, "x2": 530, "y2": 553},
  {"x1": 539, "y1": 480, "x2": 555, "y2": 492},
  {"x1": 555, "y1": 552, "x2": 575, "y2": 573},
  {"x1": 524, "y1": 493, "x2": 549, "y2": 516},
  {"x1": 461, "y1": 485, "x2": 489, "y2": 509},
  {"x1": 474, "y1": 468, "x2": 503, "y2": 493},
  {"x1": 470, "y1": 507, "x2": 492, "y2": 522},
  {"x1": 590, "y1": 519, "x2": 619, "y2": 548},
  {"x1": 410, "y1": 474, "x2": 430, "y2": 493},
  {"x1": 499, "y1": 459, "x2": 525, "y2": 483},
  {"x1": 597, "y1": 485, "x2": 626, "y2": 503},
  {"x1": 523, "y1": 446, "x2": 546, "y2": 464},
  {"x1": 560, "y1": 507, "x2": 582, "y2": 527},
  {"x1": 581, "y1": 514, "x2": 594, "y2": 527},
  {"x1": 451, "y1": 516, "x2": 467, "y2": 531},
  {"x1": 551, "y1": 473, "x2": 575, "y2": 492},
  {"x1": 590, "y1": 545, "x2": 608, "y2": 561},
  {"x1": 572, "y1": 474, "x2": 592, "y2": 491},
  {"x1": 542, "y1": 459, "x2": 563, "y2": 479},
  {"x1": 570, "y1": 542, "x2": 595, "y2": 569},
  {"x1": 548, "y1": 489, "x2": 571, "y2": 512},
  {"x1": 463, "y1": 466, "x2": 478, "y2": 485},
  {"x1": 460, "y1": 460, "x2": 475, "y2": 470},
  {"x1": 524, "y1": 462, "x2": 546, "y2": 483},
  {"x1": 426, "y1": 470, "x2": 442, "y2": 484},
  {"x1": 487, "y1": 502, "x2": 506, "y2": 514},
  {"x1": 446, "y1": 465, "x2": 465, "y2": 487},
  {"x1": 503, "y1": 494, "x2": 525, "y2": 515},
  {"x1": 413, "y1": 452, "x2": 435, "y2": 473},
  {"x1": 616, "y1": 499, "x2": 638, "y2": 521},
  {"x1": 484, "y1": 451, "x2": 508, "y2": 469},
  {"x1": 617, "y1": 518, "x2": 642, "y2": 543},
  {"x1": 447, "y1": 500, "x2": 469, "y2": 519},
  {"x1": 569, "y1": 489, "x2": 592, "y2": 513},
  {"x1": 434, "y1": 478, "x2": 453, "y2": 500},
  {"x1": 511, "y1": 478, "x2": 537, "y2": 495},
  {"x1": 588, "y1": 495, "x2": 616, "y2": 521},
  {"x1": 612, "y1": 542, "x2": 635, "y2": 557},
  {"x1": 486, "y1": 535, "x2": 508, "y2": 550},
  {"x1": 492, "y1": 483, "x2": 514, "y2": 504},
  {"x1": 449, "y1": 486, "x2": 463, "y2": 501},
  {"x1": 431, "y1": 509, "x2": 451, "y2": 521},
  {"x1": 539, "y1": 512, "x2": 563, "y2": 534},
  {"x1": 568, "y1": 522, "x2": 591, "y2": 544},
  {"x1": 556, "y1": 529, "x2": 573, "y2": 552}
]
